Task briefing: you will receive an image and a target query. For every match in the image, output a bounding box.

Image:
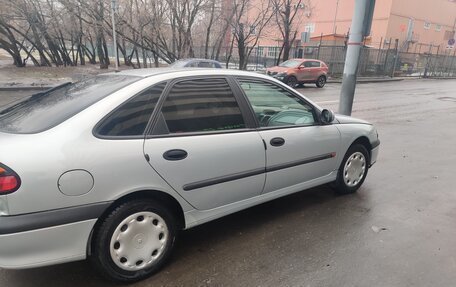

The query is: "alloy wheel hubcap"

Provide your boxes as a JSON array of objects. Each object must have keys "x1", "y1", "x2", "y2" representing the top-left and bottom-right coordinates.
[
  {"x1": 319, "y1": 77, "x2": 325, "y2": 85},
  {"x1": 110, "y1": 211, "x2": 169, "y2": 271},
  {"x1": 343, "y1": 152, "x2": 366, "y2": 187}
]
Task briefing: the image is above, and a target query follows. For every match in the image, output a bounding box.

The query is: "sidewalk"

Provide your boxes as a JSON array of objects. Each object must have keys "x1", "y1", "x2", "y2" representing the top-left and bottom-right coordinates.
[{"x1": 0, "y1": 64, "x2": 451, "y2": 91}]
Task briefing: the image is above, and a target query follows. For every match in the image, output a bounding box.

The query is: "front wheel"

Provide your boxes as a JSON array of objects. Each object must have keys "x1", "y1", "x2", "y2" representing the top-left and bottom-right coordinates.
[
  {"x1": 335, "y1": 144, "x2": 369, "y2": 195},
  {"x1": 316, "y1": 75, "x2": 326, "y2": 88},
  {"x1": 285, "y1": 76, "x2": 298, "y2": 88},
  {"x1": 90, "y1": 199, "x2": 177, "y2": 283}
]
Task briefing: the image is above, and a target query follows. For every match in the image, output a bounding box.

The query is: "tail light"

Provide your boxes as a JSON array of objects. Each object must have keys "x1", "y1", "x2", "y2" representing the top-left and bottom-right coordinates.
[{"x1": 0, "y1": 163, "x2": 21, "y2": 194}]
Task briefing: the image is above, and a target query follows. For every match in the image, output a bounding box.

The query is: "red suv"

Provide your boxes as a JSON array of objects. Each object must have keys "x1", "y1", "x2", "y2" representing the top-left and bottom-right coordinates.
[{"x1": 266, "y1": 59, "x2": 329, "y2": 88}]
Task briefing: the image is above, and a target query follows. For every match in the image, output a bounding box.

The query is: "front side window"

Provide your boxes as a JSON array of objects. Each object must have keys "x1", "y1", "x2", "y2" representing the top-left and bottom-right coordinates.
[
  {"x1": 153, "y1": 78, "x2": 246, "y2": 134},
  {"x1": 97, "y1": 82, "x2": 167, "y2": 136},
  {"x1": 303, "y1": 61, "x2": 313, "y2": 68},
  {"x1": 239, "y1": 79, "x2": 316, "y2": 127}
]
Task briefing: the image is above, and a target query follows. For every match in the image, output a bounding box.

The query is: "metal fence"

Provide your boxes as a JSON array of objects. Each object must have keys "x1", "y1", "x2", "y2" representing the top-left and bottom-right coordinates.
[{"x1": 198, "y1": 45, "x2": 456, "y2": 78}]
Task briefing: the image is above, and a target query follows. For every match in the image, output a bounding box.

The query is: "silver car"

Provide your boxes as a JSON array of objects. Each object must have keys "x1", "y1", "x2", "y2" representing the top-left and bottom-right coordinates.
[{"x1": 0, "y1": 69, "x2": 379, "y2": 282}]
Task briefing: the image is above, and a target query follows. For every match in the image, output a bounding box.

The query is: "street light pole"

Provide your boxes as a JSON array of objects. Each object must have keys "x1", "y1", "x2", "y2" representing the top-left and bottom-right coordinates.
[
  {"x1": 111, "y1": 0, "x2": 119, "y2": 71},
  {"x1": 332, "y1": 0, "x2": 340, "y2": 35},
  {"x1": 338, "y1": 0, "x2": 375, "y2": 116}
]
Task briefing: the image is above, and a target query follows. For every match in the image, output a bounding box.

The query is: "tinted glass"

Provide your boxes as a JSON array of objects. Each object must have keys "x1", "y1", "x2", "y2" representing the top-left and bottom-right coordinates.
[
  {"x1": 311, "y1": 61, "x2": 321, "y2": 67},
  {"x1": 97, "y1": 82, "x2": 167, "y2": 136},
  {"x1": 239, "y1": 79, "x2": 316, "y2": 127},
  {"x1": 303, "y1": 61, "x2": 313, "y2": 68},
  {"x1": 155, "y1": 78, "x2": 245, "y2": 134},
  {"x1": 197, "y1": 62, "x2": 213, "y2": 68},
  {"x1": 0, "y1": 75, "x2": 140, "y2": 134}
]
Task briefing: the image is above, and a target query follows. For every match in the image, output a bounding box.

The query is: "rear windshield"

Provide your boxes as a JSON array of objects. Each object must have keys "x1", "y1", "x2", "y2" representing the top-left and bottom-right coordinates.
[{"x1": 0, "y1": 75, "x2": 140, "y2": 134}]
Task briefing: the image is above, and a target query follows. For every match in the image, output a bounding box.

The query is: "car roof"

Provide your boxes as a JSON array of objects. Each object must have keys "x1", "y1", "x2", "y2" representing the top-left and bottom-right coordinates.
[
  {"x1": 289, "y1": 58, "x2": 322, "y2": 62},
  {"x1": 176, "y1": 58, "x2": 221, "y2": 63},
  {"x1": 106, "y1": 68, "x2": 267, "y2": 79}
]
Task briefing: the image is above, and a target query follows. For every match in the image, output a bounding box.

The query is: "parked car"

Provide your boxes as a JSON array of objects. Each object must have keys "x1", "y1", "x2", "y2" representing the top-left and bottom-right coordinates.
[
  {"x1": 170, "y1": 58, "x2": 223, "y2": 68},
  {"x1": 266, "y1": 58, "x2": 329, "y2": 88},
  {"x1": 0, "y1": 68, "x2": 379, "y2": 283}
]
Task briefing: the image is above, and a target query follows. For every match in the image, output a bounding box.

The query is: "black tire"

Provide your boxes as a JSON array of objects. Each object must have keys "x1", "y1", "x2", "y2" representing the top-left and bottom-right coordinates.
[
  {"x1": 90, "y1": 199, "x2": 177, "y2": 283},
  {"x1": 316, "y1": 75, "x2": 326, "y2": 88},
  {"x1": 335, "y1": 144, "x2": 369, "y2": 195},
  {"x1": 285, "y1": 76, "x2": 298, "y2": 88}
]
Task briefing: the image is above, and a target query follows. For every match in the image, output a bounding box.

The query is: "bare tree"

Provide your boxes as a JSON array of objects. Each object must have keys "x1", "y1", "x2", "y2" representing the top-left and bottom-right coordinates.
[
  {"x1": 271, "y1": 0, "x2": 313, "y2": 64},
  {"x1": 0, "y1": 0, "x2": 297, "y2": 69},
  {"x1": 230, "y1": 0, "x2": 274, "y2": 70},
  {"x1": 166, "y1": 0, "x2": 208, "y2": 59}
]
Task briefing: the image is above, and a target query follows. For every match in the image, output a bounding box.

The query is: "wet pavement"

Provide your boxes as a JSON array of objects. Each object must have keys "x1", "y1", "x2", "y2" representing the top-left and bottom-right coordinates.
[{"x1": 1, "y1": 79, "x2": 456, "y2": 286}]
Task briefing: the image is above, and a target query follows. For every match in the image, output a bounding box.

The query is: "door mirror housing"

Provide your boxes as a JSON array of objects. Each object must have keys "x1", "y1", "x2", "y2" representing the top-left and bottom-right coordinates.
[{"x1": 320, "y1": 109, "x2": 335, "y2": 124}]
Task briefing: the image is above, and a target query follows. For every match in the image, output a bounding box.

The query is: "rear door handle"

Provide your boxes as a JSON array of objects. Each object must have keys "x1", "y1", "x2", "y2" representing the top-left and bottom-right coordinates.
[
  {"x1": 270, "y1": 137, "x2": 285, "y2": 147},
  {"x1": 163, "y1": 149, "x2": 188, "y2": 161}
]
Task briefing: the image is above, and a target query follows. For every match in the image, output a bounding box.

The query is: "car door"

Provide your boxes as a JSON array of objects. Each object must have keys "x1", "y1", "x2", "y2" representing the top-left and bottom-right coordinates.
[
  {"x1": 299, "y1": 61, "x2": 314, "y2": 82},
  {"x1": 295, "y1": 62, "x2": 307, "y2": 82},
  {"x1": 309, "y1": 61, "x2": 322, "y2": 81},
  {"x1": 143, "y1": 77, "x2": 266, "y2": 210},
  {"x1": 237, "y1": 78, "x2": 341, "y2": 194}
]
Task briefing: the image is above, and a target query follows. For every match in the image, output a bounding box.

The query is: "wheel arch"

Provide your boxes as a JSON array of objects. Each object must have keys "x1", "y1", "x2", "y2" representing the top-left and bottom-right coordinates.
[
  {"x1": 350, "y1": 136, "x2": 372, "y2": 160},
  {"x1": 86, "y1": 189, "x2": 186, "y2": 256}
]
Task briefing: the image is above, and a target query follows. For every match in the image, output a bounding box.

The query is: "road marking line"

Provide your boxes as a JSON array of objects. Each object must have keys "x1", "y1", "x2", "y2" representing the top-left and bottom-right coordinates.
[{"x1": 315, "y1": 100, "x2": 339, "y2": 104}]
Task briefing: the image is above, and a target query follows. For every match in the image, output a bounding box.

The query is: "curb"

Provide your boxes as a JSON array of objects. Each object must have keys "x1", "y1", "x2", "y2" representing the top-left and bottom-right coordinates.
[
  {"x1": 0, "y1": 86, "x2": 52, "y2": 91},
  {"x1": 423, "y1": 77, "x2": 456, "y2": 80},
  {"x1": 328, "y1": 78, "x2": 404, "y2": 84},
  {"x1": 1, "y1": 76, "x2": 454, "y2": 91}
]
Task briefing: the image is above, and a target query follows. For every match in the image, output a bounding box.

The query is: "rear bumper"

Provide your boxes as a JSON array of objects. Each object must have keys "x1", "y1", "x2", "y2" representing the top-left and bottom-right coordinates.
[
  {"x1": 0, "y1": 220, "x2": 96, "y2": 269},
  {"x1": 0, "y1": 202, "x2": 111, "y2": 269}
]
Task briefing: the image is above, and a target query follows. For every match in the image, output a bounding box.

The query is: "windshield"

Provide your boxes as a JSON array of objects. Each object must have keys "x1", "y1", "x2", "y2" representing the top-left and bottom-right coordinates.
[
  {"x1": 0, "y1": 75, "x2": 140, "y2": 134},
  {"x1": 279, "y1": 59, "x2": 303, "y2": 68}
]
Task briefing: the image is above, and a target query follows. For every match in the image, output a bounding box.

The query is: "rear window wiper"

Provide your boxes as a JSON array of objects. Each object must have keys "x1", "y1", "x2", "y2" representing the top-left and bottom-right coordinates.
[
  {"x1": 30, "y1": 81, "x2": 72, "y2": 99},
  {"x1": 0, "y1": 82, "x2": 72, "y2": 116}
]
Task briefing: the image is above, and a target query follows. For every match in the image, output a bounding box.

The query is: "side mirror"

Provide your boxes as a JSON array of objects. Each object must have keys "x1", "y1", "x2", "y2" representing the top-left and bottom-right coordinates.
[{"x1": 320, "y1": 109, "x2": 335, "y2": 124}]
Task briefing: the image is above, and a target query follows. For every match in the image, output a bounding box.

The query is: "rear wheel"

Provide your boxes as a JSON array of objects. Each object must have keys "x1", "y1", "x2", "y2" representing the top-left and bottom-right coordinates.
[
  {"x1": 285, "y1": 76, "x2": 298, "y2": 88},
  {"x1": 335, "y1": 144, "x2": 369, "y2": 195},
  {"x1": 316, "y1": 75, "x2": 326, "y2": 88},
  {"x1": 90, "y1": 199, "x2": 177, "y2": 283}
]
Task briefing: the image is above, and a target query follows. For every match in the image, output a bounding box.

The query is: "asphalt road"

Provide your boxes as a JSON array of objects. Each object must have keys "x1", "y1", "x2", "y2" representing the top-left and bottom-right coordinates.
[{"x1": 1, "y1": 79, "x2": 456, "y2": 287}]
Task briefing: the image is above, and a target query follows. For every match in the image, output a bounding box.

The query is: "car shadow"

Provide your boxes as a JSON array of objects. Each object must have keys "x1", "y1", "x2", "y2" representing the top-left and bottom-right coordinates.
[
  {"x1": 295, "y1": 85, "x2": 325, "y2": 90},
  {"x1": 0, "y1": 185, "x2": 372, "y2": 286}
]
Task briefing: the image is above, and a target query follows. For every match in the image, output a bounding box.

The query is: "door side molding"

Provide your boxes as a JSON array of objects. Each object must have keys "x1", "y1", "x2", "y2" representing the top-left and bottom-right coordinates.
[{"x1": 182, "y1": 153, "x2": 335, "y2": 191}]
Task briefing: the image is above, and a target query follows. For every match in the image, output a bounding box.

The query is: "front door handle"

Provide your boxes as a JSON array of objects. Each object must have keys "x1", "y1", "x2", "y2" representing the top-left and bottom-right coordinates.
[
  {"x1": 270, "y1": 137, "x2": 285, "y2": 147},
  {"x1": 163, "y1": 149, "x2": 188, "y2": 161}
]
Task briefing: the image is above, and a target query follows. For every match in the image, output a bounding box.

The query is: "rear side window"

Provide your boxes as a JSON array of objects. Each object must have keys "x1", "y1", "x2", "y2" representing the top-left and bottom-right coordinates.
[
  {"x1": 198, "y1": 61, "x2": 213, "y2": 68},
  {"x1": 0, "y1": 75, "x2": 140, "y2": 134},
  {"x1": 153, "y1": 78, "x2": 246, "y2": 134},
  {"x1": 97, "y1": 82, "x2": 167, "y2": 136}
]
